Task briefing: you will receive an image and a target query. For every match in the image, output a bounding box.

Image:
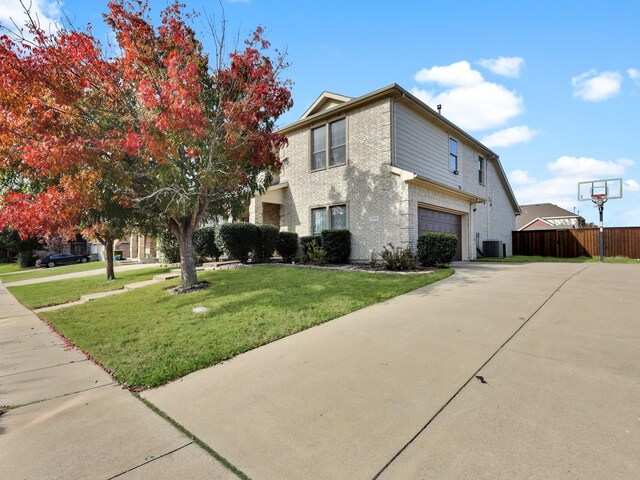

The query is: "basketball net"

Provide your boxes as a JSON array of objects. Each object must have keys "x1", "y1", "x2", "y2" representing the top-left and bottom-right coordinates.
[{"x1": 591, "y1": 194, "x2": 607, "y2": 208}]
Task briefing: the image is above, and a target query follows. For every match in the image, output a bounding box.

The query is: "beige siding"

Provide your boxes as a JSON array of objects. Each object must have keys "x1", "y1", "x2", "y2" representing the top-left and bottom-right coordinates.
[
  {"x1": 395, "y1": 102, "x2": 460, "y2": 189},
  {"x1": 473, "y1": 158, "x2": 516, "y2": 256}
]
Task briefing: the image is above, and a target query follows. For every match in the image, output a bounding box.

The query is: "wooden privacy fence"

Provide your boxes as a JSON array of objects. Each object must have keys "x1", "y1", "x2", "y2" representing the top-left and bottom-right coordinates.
[{"x1": 512, "y1": 227, "x2": 640, "y2": 259}]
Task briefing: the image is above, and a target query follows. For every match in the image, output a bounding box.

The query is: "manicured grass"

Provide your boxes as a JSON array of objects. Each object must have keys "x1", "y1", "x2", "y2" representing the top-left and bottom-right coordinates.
[
  {"x1": 0, "y1": 260, "x2": 108, "y2": 283},
  {"x1": 8, "y1": 267, "x2": 172, "y2": 309},
  {"x1": 0, "y1": 263, "x2": 29, "y2": 275},
  {"x1": 475, "y1": 255, "x2": 640, "y2": 264},
  {"x1": 39, "y1": 266, "x2": 453, "y2": 389}
]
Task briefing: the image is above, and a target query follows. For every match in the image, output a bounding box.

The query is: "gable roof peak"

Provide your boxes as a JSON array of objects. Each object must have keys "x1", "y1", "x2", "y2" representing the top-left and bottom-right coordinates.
[{"x1": 300, "y1": 91, "x2": 353, "y2": 119}]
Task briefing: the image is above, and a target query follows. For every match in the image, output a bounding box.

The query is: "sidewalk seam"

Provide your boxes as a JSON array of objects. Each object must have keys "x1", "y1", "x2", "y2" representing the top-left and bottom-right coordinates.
[
  {"x1": 370, "y1": 264, "x2": 593, "y2": 480},
  {"x1": 0, "y1": 359, "x2": 88, "y2": 379},
  {"x1": 106, "y1": 441, "x2": 193, "y2": 479},
  {"x1": 136, "y1": 394, "x2": 250, "y2": 480},
  {"x1": 7, "y1": 381, "x2": 118, "y2": 409}
]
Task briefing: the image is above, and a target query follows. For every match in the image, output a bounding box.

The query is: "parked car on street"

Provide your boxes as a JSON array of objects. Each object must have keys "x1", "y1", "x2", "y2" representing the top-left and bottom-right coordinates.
[{"x1": 36, "y1": 253, "x2": 91, "y2": 268}]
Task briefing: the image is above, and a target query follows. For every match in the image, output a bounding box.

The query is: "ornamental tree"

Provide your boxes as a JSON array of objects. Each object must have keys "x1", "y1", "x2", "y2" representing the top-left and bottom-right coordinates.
[
  {"x1": 104, "y1": 0, "x2": 293, "y2": 289},
  {"x1": 0, "y1": 13, "x2": 140, "y2": 280},
  {"x1": 0, "y1": 1, "x2": 292, "y2": 289}
]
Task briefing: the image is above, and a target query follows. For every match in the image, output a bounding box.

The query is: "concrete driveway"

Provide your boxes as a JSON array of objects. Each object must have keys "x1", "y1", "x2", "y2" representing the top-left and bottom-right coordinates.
[{"x1": 143, "y1": 262, "x2": 640, "y2": 479}]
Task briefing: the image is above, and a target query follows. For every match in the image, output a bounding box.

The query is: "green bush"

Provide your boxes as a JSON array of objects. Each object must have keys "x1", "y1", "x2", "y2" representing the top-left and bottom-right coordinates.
[
  {"x1": 277, "y1": 231, "x2": 299, "y2": 263},
  {"x1": 158, "y1": 230, "x2": 180, "y2": 263},
  {"x1": 321, "y1": 229, "x2": 351, "y2": 264},
  {"x1": 300, "y1": 235, "x2": 322, "y2": 263},
  {"x1": 255, "y1": 224, "x2": 280, "y2": 262},
  {"x1": 306, "y1": 239, "x2": 326, "y2": 266},
  {"x1": 379, "y1": 244, "x2": 417, "y2": 271},
  {"x1": 217, "y1": 222, "x2": 258, "y2": 263},
  {"x1": 417, "y1": 232, "x2": 458, "y2": 267},
  {"x1": 193, "y1": 226, "x2": 221, "y2": 261}
]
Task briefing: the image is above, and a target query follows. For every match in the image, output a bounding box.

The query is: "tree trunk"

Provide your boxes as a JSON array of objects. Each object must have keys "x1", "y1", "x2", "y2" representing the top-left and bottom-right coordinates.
[
  {"x1": 176, "y1": 227, "x2": 198, "y2": 289},
  {"x1": 105, "y1": 235, "x2": 116, "y2": 280}
]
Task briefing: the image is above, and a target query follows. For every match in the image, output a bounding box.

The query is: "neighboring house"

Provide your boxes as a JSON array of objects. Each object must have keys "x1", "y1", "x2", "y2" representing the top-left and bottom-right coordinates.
[
  {"x1": 516, "y1": 203, "x2": 585, "y2": 231},
  {"x1": 250, "y1": 84, "x2": 520, "y2": 261}
]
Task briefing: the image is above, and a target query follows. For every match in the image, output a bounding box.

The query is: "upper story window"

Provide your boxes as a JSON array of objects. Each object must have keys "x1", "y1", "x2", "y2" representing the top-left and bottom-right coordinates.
[
  {"x1": 449, "y1": 137, "x2": 458, "y2": 173},
  {"x1": 477, "y1": 156, "x2": 485, "y2": 185},
  {"x1": 311, "y1": 119, "x2": 346, "y2": 171}
]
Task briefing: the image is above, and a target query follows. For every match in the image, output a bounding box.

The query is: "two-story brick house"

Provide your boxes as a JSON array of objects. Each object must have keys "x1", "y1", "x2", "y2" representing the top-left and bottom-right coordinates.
[{"x1": 249, "y1": 84, "x2": 520, "y2": 261}]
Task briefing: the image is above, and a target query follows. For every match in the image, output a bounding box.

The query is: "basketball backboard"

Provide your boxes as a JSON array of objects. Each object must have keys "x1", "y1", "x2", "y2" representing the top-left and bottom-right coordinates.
[{"x1": 577, "y1": 178, "x2": 623, "y2": 202}]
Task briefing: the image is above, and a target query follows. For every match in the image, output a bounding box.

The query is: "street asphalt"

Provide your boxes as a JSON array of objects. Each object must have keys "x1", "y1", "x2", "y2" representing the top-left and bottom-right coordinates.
[{"x1": 2, "y1": 262, "x2": 639, "y2": 479}]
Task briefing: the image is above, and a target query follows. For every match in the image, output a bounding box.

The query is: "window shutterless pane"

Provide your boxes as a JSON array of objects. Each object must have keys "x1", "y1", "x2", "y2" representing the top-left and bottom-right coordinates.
[
  {"x1": 449, "y1": 138, "x2": 458, "y2": 171},
  {"x1": 311, "y1": 208, "x2": 327, "y2": 234},
  {"x1": 329, "y1": 119, "x2": 346, "y2": 166},
  {"x1": 311, "y1": 126, "x2": 327, "y2": 170},
  {"x1": 478, "y1": 156, "x2": 485, "y2": 184},
  {"x1": 330, "y1": 205, "x2": 347, "y2": 230}
]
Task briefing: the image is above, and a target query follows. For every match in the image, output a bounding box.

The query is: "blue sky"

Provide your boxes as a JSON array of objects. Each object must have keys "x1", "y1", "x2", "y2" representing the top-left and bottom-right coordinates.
[{"x1": 2, "y1": 0, "x2": 639, "y2": 226}]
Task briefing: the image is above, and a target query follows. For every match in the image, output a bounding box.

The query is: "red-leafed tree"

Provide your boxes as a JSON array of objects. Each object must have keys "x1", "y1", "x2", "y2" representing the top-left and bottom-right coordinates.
[
  {"x1": 0, "y1": 0, "x2": 292, "y2": 289},
  {"x1": 0, "y1": 13, "x2": 139, "y2": 280},
  {"x1": 103, "y1": 0, "x2": 293, "y2": 289}
]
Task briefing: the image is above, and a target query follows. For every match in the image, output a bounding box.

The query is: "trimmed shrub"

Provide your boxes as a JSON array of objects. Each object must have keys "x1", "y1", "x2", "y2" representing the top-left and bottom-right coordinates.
[
  {"x1": 321, "y1": 229, "x2": 351, "y2": 264},
  {"x1": 217, "y1": 222, "x2": 258, "y2": 263},
  {"x1": 417, "y1": 232, "x2": 458, "y2": 267},
  {"x1": 277, "y1": 231, "x2": 299, "y2": 263},
  {"x1": 193, "y1": 226, "x2": 221, "y2": 261},
  {"x1": 255, "y1": 224, "x2": 280, "y2": 262},
  {"x1": 158, "y1": 230, "x2": 180, "y2": 263},
  {"x1": 379, "y1": 243, "x2": 417, "y2": 271},
  {"x1": 300, "y1": 235, "x2": 322, "y2": 263}
]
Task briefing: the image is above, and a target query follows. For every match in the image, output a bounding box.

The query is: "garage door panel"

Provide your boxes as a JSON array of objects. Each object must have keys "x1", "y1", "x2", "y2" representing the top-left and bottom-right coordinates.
[{"x1": 418, "y1": 207, "x2": 462, "y2": 261}]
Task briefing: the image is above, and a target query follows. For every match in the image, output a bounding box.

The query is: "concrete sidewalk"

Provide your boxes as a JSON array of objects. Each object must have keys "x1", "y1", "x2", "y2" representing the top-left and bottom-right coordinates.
[
  {"x1": 0, "y1": 284, "x2": 235, "y2": 480},
  {"x1": 2, "y1": 262, "x2": 164, "y2": 287},
  {"x1": 143, "y1": 262, "x2": 640, "y2": 479}
]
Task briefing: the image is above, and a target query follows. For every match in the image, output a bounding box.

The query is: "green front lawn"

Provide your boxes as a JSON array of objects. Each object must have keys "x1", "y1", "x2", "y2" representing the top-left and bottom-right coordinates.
[
  {"x1": 475, "y1": 255, "x2": 640, "y2": 264},
  {"x1": 39, "y1": 266, "x2": 453, "y2": 389},
  {"x1": 0, "y1": 263, "x2": 29, "y2": 275},
  {"x1": 9, "y1": 267, "x2": 172, "y2": 309},
  {"x1": 0, "y1": 260, "x2": 108, "y2": 283}
]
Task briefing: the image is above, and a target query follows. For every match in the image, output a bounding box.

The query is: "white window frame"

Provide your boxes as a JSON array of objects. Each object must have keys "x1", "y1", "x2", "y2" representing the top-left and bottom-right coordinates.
[{"x1": 478, "y1": 155, "x2": 485, "y2": 185}]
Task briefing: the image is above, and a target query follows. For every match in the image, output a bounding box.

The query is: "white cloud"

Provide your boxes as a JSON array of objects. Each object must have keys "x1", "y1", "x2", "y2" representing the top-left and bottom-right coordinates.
[
  {"x1": 628, "y1": 68, "x2": 640, "y2": 85},
  {"x1": 0, "y1": 0, "x2": 61, "y2": 34},
  {"x1": 571, "y1": 69, "x2": 622, "y2": 102},
  {"x1": 510, "y1": 156, "x2": 638, "y2": 212},
  {"x1": 547, "y1": 156, "x2": 632, "y2": 177},
  {"x1": 411, "y1": 81, "x2": 524, "y2": 131},
  {"x1": 509, "y1": 169, "x2": 537, "y2": 186},
  {"x1": 624, "y1": 179, "x2": 640, "y2": 192},
  {"x1": 414, "y1": 61, "x2": 483, "y2": 87},
  {"x1": 477, "y1": 56, "x2": 524, "y2": 78},
  {"x1": 413, "y1": 60, "x2": 525, "y2": 131},
  {"x1": 481, "y1": 125, "x2": 538, "y2": 148}
]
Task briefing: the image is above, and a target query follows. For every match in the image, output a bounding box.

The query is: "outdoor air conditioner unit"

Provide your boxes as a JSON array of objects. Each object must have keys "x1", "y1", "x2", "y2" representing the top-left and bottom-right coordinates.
[{"x1": 483, "y1": 240, "x2": 504, "y2": 258}]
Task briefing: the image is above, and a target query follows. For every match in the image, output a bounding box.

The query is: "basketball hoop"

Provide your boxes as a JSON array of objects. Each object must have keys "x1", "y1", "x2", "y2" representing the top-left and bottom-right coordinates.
[
  {"x1": 578, "y1": 178, "x2": 623, "y2": 262},
  {"x1": 591, "y1": 193, "x2": 608, "y2": 207}
]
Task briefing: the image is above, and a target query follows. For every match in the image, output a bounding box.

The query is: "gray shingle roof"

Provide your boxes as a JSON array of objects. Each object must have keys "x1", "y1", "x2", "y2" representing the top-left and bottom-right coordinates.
[{"x1": 516, "y1": 203, "x2": 580, "y2": 230}]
